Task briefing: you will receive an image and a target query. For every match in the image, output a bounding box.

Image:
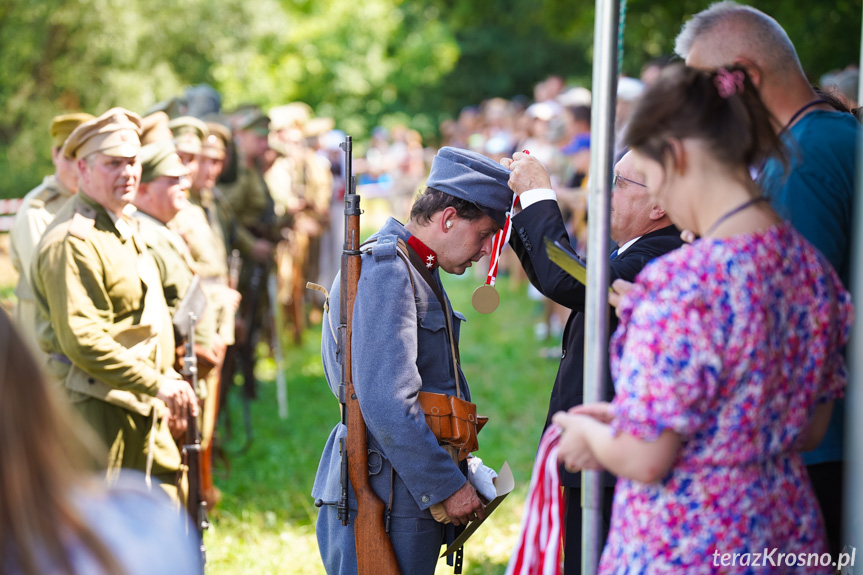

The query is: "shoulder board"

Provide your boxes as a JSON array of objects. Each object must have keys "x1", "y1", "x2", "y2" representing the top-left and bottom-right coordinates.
[
  {"x1": 33, "y1": 185, "x2": 61, "y2": 205},
  {"x1": 367, "y1": 235, "x2": 398, "y2": 261},
  {"x1": 68, "y1": 205, "x2": 97, "y2": 240}
]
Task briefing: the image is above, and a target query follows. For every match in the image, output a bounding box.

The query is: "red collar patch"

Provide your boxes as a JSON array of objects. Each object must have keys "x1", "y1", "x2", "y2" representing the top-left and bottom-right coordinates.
[{"x1": 407, "y1": 235, "x2": 438, "y2": 271}]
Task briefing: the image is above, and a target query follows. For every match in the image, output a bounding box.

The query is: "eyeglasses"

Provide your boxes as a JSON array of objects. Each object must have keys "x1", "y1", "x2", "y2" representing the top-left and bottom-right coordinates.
[{"x1": 612, "y1": 173, "x2": 647, "y2": 189}]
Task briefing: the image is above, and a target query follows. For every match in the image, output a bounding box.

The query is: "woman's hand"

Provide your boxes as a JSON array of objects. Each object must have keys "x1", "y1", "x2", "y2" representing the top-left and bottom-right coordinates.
[
  {"x1": 570, "y1": 402, "x2": 615, "y2": 425},
  {"x1": 609, "y1": 279, "x2": 635, "y2": 315},
  {"x1": 552, "y1": 412, "x2": 604, "y2": 472}
]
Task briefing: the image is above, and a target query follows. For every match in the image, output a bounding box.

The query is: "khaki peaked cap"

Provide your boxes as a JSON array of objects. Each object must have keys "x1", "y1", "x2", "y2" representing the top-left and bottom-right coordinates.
[
  {"x1": 139, "y1": 141, "x2": 188, "y2": 183},
  {"x1": 201, "y1": 121, "x2": 231, "y2": 160},
  {"x1": 50, "y1": 113, "x2": 95, "y2": 149},
  {"x1": 169, "y1": 116, "x2": 209, "y2": 155},
  {"x1": 62, "y1": 108, "x2": 142, "y2": 160},
  {"x1": 141, "y1": 111, "x2": 174, "y2": 145},
  {"x1": 269, "y1": 103, "x2": 311, "y2": 131}
]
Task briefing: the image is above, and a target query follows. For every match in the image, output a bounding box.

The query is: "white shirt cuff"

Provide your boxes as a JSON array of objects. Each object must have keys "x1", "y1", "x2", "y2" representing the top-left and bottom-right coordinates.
[{"x1": 518, "y1": 188, "x2": 557, "y2": 209}]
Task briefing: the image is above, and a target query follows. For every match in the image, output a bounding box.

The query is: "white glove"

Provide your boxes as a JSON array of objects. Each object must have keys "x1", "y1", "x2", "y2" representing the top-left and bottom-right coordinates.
[{"x1": 467, "y1": 456, "x2": 498, "y2": 502}]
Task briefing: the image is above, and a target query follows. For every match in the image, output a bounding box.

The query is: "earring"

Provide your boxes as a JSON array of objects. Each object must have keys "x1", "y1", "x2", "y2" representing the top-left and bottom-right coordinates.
[{"x1": 446, "y1": 220, "x2": 452, "y2": 229}]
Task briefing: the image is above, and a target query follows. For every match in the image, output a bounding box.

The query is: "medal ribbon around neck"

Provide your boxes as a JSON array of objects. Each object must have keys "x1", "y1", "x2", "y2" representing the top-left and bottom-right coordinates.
[{"x1": 472, "y1": 192, "x2": 519, "y2": 314}]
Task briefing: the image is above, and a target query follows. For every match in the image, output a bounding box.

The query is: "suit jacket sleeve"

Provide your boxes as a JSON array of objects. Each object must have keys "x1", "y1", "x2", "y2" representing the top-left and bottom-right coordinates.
[{"x1": 512, "y1": 200, "x2": 683, "y2": 307}]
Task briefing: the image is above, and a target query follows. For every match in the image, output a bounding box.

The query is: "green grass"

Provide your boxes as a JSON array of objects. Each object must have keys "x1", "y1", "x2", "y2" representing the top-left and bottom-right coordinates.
[{"x1": 206, "y1": 274, "x2": 558, "y2": 574}]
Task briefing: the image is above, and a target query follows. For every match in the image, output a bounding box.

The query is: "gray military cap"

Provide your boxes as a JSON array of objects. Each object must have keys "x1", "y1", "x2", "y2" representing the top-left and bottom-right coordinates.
[{"x1": 425, "y1": 147, "x2": 514, "y2": 227}]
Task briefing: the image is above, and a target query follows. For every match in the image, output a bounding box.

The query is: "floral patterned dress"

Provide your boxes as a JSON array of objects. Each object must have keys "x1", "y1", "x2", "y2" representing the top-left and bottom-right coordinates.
[{"x1": 599, "y1": 223, "x2": 852, "y2": 574}]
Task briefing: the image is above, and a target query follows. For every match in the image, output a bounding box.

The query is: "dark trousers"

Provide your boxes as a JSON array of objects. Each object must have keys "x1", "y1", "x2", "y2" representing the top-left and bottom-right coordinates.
[
  {"x1": 563, "y1": 485, "x2": 615, "y2": 575},
  {"x1": 807, "y1": 461, "x2": 844, "y2": 560}
]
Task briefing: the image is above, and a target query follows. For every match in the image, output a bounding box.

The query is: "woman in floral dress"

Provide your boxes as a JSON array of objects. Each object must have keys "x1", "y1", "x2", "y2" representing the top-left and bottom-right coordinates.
[{"x1": 552, "y1": 64, "x2": 852, "y2": 574}]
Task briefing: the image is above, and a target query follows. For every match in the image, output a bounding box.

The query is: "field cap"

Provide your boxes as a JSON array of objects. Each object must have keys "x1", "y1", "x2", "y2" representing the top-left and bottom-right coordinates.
[
  {"x1": 50, "y1": 113, "x2": 95, "y2": 149},
  {"x1": 269, "y1": 102, "x2": 312, "y2": 131},
  {"x1": 141, "y1": 111, "x2": 173, "y2": 145},
  {"x1": 303, "y1": 117, "x2": 335, "y2": 139},
  {"x1": 169, "y1": 116, "x2": 209, "y2": 155},
  {"x1": 62, "y1": 108, "x2": 142, "y2": 160},
  {"x1": 139, "y1": 141, "x2": 188, "y2": 183},
  {"x1": 201, "y1": 121, "x2": 232, "y2": 160},
  {"x1": 240, "y1": 111, "x2": 270, "y2": 136},
  {"x1": 426, "y1": 147, "x2": 514, "y2": 227}
]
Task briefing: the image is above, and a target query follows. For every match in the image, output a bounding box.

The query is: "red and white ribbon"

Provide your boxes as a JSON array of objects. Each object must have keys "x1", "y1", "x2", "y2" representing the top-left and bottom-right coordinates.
[
  {"x1": 506, "y1": 425, "x2": 564, "y2": 575},
  {"x1": 485, "y1": 193, "x2": 519, "y2": 287}
]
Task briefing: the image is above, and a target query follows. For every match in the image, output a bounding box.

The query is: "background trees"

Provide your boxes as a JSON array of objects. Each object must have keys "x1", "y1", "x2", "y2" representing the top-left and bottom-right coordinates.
[{"x1": 1, "y1": 0, "x2": 860, "y2": 197}]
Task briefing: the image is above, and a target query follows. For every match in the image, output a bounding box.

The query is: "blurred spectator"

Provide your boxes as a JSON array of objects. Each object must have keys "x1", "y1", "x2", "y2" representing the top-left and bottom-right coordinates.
[
  {"x1": 821, "y1": 66, "x2": 860, "y2": 110},
  {"x1": 639, "y1": 55, "x2": 675, "y2": 87},
  {"x1": 614, "y1": 76, "x2": 645, "y2": 160},
  {"x1": 0, "y1": 308, "x2": 200, "y2": 575}
]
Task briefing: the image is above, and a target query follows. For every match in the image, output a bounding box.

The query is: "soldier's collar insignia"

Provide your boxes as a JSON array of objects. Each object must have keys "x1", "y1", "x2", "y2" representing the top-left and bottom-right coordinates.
[{"x1": 407, "y1": 235, "x2": 437, "y2": 271}]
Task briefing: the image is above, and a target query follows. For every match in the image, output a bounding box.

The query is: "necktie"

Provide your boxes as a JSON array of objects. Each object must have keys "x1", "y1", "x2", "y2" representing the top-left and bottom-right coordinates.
[{"x1": 610, "y1": 248, "x2": 619, "y2": 260}]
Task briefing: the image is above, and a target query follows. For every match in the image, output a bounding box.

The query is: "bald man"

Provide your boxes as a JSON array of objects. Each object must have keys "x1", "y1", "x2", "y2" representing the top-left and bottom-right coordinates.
[{"x1": 676, "y1": 1, "x2": 859, "y2": 559}]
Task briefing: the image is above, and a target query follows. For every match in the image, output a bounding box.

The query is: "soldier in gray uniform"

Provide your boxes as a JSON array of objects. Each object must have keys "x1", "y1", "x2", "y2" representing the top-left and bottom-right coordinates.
[{"x1": 313, "y1": 147, "x2": 513, "y2": 575}]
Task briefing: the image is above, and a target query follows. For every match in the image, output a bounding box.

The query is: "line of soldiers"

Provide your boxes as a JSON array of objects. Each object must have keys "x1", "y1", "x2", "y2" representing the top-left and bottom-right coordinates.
[{"x1": 8, "y1": 100, "x2": 335, "y2": 511}]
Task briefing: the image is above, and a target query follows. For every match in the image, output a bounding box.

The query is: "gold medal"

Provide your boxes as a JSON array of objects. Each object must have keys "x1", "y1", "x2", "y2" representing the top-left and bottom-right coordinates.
[{"x1": 472, "y1": 284, "x2": 500, "y2": 314}]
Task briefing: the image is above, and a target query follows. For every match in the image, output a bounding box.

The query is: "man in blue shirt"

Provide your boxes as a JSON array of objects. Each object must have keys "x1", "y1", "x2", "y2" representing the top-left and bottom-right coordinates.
[{"x1": 677, "y1": 1, "x2": 858, "y2": 559}]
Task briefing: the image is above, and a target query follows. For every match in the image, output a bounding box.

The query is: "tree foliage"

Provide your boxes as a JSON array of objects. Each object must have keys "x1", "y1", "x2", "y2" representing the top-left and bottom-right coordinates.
[{"x1": 0, "y1": 0, "x2": 860, "y2": 198}]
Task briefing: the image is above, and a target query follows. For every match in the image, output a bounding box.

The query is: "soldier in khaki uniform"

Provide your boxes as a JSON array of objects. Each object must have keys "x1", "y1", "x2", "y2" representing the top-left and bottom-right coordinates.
[
  {"x1": 221, "y1": 111, "x2": 278, "y2": 345},
  {"x1": 132, "y1": 141, "x2": 217, "y2": 359},
  {"x1": 9, "y1": 112, "x2": 93, "y2": 356},
  {"x1": 169, "y1": 115, "x2": 208, "y2": 187},
  {"x1": 197, "y1": 120, "x2": 254, "y2": 259},
  {"x1": 32, "y1": 109, "x2": 197, "y2": 497},
  {"x1": 223, "y1": 111, "x2": 279, "y2": 254}
]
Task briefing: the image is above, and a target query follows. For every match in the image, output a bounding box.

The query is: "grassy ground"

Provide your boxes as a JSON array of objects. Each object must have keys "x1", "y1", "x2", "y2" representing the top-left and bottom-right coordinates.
[{"x1": 206, "y1": 273, "x2": 559, "y2": 574}]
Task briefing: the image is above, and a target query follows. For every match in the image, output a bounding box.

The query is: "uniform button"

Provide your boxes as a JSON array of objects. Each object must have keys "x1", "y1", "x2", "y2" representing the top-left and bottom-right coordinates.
[
  {"x1": 421, "y1": 495, "x2": 430, "y2": 504},
  {"x1": 88, "y1": 378, "x2": 95, "y2": 384},
  {"x1": 561, "y1": 349, "x2": 567, "y2": 359}
]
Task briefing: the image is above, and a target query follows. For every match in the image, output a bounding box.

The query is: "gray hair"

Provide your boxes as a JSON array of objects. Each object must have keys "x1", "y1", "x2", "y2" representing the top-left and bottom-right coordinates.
[{"x1": 675, "y1": 1, "x2": 801, "y2": 77}]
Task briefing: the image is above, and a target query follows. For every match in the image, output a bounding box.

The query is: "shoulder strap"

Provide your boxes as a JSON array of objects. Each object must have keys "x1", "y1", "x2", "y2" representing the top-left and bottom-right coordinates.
[{"x1": 361, "y1": 237, "x2": 463, "y2": 398}]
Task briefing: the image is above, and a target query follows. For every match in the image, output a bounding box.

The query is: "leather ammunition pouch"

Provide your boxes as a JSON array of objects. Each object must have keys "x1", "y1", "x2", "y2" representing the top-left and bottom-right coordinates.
[{"x1": 418, "y1": 391, "x2": 488, "y2": 461}]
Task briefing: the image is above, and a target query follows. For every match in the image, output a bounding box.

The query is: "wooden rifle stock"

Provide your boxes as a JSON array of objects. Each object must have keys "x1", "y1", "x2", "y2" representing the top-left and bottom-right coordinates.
[
  {"x1": 181, "y1": 312, "x2": 208, "y2": 570},
  {"x1": 340, "y1": 136, "x2": 402, "y2": 575}
]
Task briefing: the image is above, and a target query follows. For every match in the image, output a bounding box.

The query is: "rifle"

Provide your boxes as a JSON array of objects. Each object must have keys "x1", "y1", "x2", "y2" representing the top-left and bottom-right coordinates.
[
  {"x1": 174, "y1": 279, "x2": 209, "y2": 570},
  {"x1": 340, "y1": 136, "x2": 401, "y2": 574}
]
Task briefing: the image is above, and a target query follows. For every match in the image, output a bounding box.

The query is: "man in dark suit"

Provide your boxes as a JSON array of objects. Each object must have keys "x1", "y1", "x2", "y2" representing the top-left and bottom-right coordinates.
[{"x1": 504, "y1": 150, "x2": 683, "y2": 574}]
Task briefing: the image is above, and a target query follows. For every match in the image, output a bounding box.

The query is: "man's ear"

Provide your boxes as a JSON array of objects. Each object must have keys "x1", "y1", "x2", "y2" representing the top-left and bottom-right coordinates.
[
  {"x1": 648, "y1": 205, "x2": 667, "y2": 221},
  {"x1": 439, "y1": 206, "x2": 458, "y2": 232},
  {"x1": 733, "y1": 57, "x2": 762, "y2": 89},
  {"x1": 77, "y1": 158, "x2": 89, "y2": 186}
]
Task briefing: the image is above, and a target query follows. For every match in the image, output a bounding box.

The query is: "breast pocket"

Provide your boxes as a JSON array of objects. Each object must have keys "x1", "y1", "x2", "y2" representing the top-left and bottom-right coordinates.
[
  {"x1": 104, "y1": 245, "x2": 145, "y2": 318},
  {"x1": 416, "y1": 306, "x2": 451, "y2": 383}
]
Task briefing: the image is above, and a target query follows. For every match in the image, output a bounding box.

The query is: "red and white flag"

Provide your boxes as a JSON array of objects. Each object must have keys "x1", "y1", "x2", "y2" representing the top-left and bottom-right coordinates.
[{"x1": 506, "y1": 424, "x2": 564, "y2": 575}]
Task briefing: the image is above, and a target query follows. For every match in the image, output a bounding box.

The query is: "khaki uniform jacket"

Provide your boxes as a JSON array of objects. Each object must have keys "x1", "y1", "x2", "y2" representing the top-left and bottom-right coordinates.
[
  {"x1": 222, "y1": 164, "x2": 279, "y2": 248},
  {"x1": 9, "y1": 175, "x2": 74, "y2": 354},
  {"x1": 33, "y1": 192, "x2": 176, "y2": 416},
  {"x1": 134, "y1": 209, "x2": 215, "y2": 352},
  {"x1": 172, "y1": 194, "x2": 239, "y2": 345}
]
